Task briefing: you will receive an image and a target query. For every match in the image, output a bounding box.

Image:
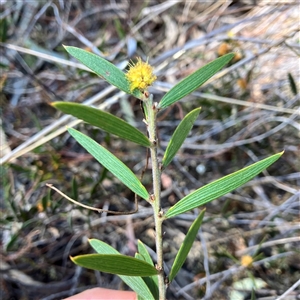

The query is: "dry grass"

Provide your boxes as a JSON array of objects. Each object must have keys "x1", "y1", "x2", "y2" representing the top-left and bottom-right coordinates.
[{"x1": 1, "y1": 1, "x2": 299, "y2": 299}]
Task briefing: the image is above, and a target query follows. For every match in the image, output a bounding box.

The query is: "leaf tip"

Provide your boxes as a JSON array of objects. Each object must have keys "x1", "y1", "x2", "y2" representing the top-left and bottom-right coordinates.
[
  {"x1": 63, "y1": 44, "x2": 70, "y2": 52},
  {"x1": 51, "y1": 101, "x2": 61, "y2": 108},
  {"x1": 226, "y1": 52, "x2": 235, "y2": 59}
]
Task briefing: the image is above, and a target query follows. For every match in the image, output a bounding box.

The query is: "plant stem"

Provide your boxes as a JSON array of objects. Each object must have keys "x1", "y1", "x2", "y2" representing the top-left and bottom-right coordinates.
[{"x1": 145, "y1": 94, "x2": 166, "y2": 300}]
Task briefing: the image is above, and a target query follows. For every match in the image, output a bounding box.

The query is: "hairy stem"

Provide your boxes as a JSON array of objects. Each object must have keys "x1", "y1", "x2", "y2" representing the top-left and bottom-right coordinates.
[{"x1": 145, "y1": 94, "x2": 166, "y2": 300}]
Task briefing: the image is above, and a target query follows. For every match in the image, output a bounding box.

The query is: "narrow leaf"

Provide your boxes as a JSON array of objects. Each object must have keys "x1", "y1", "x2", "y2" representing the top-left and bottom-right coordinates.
[
  {"x1": 135, "y1": 253, "x2": 158, "y2": 299},
  {"x1": 162, "y1": 108, "x2": 201, "y2": 167},
  {"x1": 137, "y1": 240, "x2": 159, "y2": 299},
  {"x1": 141, "y1": 276, "x2": 158, "y2": 300},
  {"x1": 288, "y1": 72, "x2": 298, "y2": 96},
  {"x1": 168, "y1": 209, "x2": 205, "y2": 282},
  {"x1": 53, "y1": 102, "x2": 150, "y2": 147},
  {"x1": 68, "y1": 128, "x2": 149, "y2": 200},
  {"x1": 64, "y1": 46, "x2": 143, "y2": 99},
  {"x1": 71, "y1": 254, "x2": 158, "y2": 276},
  {"x1": 159, "y1": 53, "x2": 234, "y2": 109},
  {"x1": 137, "y1": 240, "x2": 154, "y2": 266},
  {"x1": 135, "y1": 253, "x2": 145, "y2": 261},
  {"x1": 89, "y1": 239, "x2": 154, "y2": 300},
  {"x1": 165, "y1": 152, "x2": 283, "y2": 218},
  {"x1": 71, "y1": 176, "x2": 78, "y2": 201}
]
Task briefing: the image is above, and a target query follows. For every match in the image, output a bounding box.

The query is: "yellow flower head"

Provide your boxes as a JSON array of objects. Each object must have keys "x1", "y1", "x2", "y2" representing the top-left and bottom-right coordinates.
[
  {"x1": 125, "y1": 57, "x2": 156, "y2": 92},
  {"x1": 241, "y1": 255, "x2": 253, "y2": 267}
]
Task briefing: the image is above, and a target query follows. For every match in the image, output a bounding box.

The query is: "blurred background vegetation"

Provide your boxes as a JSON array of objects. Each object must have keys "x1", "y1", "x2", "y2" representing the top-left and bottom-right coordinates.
[{"x1": 0, "y1": 1, "x2": 299, "y2": 299}]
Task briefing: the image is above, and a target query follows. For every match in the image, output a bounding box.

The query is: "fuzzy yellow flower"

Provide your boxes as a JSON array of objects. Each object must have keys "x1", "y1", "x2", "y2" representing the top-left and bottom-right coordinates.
[
  {"x1": 241, "y1": 255, "x2": 253, "y2": 267},
  {"x1": 125, "y1": 58, "x2": 156, "y2": 92}
]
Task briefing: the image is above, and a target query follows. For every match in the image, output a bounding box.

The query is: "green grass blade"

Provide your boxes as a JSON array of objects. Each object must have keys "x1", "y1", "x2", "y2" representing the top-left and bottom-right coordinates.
[
  {"x1": 165, "y1": 152, "x2": 283, "y2": 218},
  {"x1": 64, "y1": 46, "x2": 143, "y2": 99},
  {"x1": 71, "y1": 254, "x2": 158, "y2": 276},
  {"x1": 168, "y1": 209, "x2": 206, "y2": 282},
  {"x1": 68, "y1": 128, "x2": 149, "y2": 200},
  {"x1": 89, "y1": 239, "x2": 155, "y2": 300},
  {"x1": 159, "y1": 53, "x2": 234, "y2": 109},
  {"x1": 162, "y1": 108, "x2": 201, "y2": 167},
  {"x1": 53, "y1": 102, "x2": 150, "y2": 147},
  {"x1": 288, "y1": 72, "x2": 298, "y2": 96}
]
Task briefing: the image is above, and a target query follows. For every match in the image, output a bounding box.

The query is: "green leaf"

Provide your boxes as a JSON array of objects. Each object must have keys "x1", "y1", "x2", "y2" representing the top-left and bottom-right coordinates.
[
  {"x1": 137, "y1": 240, "x2": 154, "y2": 266},
  {"x1": 162, "y1": 108, "x2": 201, "y2": 167},
  {"x1": 168, "y1": 209, "x2": 205, "y2": 282},
  {"x1": 71, "y1": 176, "x2": 78, "y2": 201},
  {"x1": 165, "y1": 152, "x2": 283, "y2": 218},
  {"x1": 159, "y1": 53, "x2": 234, "y2": 109},
  {"x1": 135, "y1": 253, "x2": 158, "y2": 299},
  {"x1": 71, "y1": 254, "x2": 158, "y2": 276},
  {"x1": 135, "y1": 253, "x2": 145, "y2": 260},
  {"x1": 89, "y1": 239, "x2": 154, "y2": 300},
  {"x1": 68, "y1": 128, "x2": 149, "y2": 200},
  {"x1": 288, "y1": 72, "x2": 298, "y2": 96},
  {"x1": 64, "y1": 46, "x2": 143, "y2": 99},
  {"x1": 0, "y1": 18, "x2": 8, "y2": 43},
  {"x1": 137, "y1": 240, "x2": 159, "y2": 299},
  {"x1": 53, "y1": 102, "x2": 151, "y2": 147}
]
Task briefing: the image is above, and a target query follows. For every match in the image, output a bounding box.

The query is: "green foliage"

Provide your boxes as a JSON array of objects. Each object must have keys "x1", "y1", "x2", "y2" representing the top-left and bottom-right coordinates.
[
  {"x1": 71, "y1": 176, "x2": 78, "y2": 201},
  {"x1": 288, "y1": 72, "x2": 298, "y2": 96},
  {"x1": 137, "y1": 240, "x2": 159, "y2": 299},
  {"x1": 169, "y1": 209, "x2": 206, "y2": 282},
  {"x1": 135, "y1": 252, "x2": 159, "y2": 299},
  {"x1": 68, "y1": 128, "x2": 149, "y2": 200},
  {"x1": 53, "y1": 102, "x2": 151, "y2": 147},
  {"x1": 0, "y1": 17, "x2": 8, "y2": 42},
  {"x1": 137, "y1": 240, "x2": 155, "y2": 266},
  {"x1": 89, "y1": 239, "x2": 155, "y2": 300},
  {"x1": 71, "y1": 254, "x2": 158, "y2": 276},
  {"x1": 159, "y1": 53, "x2": 234, "y2": 109},
  {"x1": 64, "y1": 46, "x2": 143, "y2": 99},
  {"x1": 165, "y1": 152, "x2": 283, "y2": 218},
  {"x1": 50, "y1": 46, "x2": 283, "y2": 300},
  {"x1": 162, "y1": 107, "x2": 201, "y2": 167}
]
